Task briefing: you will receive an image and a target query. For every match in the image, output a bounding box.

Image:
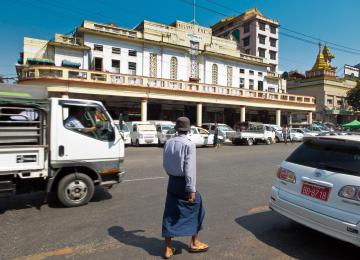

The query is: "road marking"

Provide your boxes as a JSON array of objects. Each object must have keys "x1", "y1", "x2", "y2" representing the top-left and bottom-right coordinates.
[
  {"x1": 247, "y1": 205, "x2": 270, "y2": 214},
  {"x1": 14, "y1": 239, "x2": 121, "y2": 260},
  {"x1": 123, "y1": 176, "x2": 165, "y2": 182}
]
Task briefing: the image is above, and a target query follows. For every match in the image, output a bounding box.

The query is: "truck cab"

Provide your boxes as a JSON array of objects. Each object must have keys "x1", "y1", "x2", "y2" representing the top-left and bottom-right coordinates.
[{"x1": 0, "y1": 84, "x2": 125, "y2": 207}]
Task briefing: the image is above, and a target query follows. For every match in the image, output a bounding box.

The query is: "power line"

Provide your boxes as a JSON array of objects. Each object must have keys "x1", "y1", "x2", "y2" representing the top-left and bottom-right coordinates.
[{"x1": 182, "y1": 0, "x2": 360, "y2": 56}]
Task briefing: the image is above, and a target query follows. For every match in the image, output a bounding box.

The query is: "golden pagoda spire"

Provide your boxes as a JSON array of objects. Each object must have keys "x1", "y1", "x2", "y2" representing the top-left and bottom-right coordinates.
[{"x1": 311, "y1": 43, "x2": 331, "y2": 70}]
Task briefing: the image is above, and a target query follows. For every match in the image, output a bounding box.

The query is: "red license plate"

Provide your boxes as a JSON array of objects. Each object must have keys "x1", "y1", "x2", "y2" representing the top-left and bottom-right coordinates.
[{"x1": 301, "y1": 182, "x2": 331, "y2": 201}]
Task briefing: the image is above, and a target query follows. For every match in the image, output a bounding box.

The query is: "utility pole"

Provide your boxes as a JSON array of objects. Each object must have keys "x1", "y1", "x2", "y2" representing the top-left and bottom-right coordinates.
[{"x1": 190, "y1": 0, "x2": 197, "y2": 25}]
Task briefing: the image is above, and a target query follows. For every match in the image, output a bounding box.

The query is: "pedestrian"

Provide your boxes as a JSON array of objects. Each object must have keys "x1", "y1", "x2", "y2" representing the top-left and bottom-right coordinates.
[
  {"x1": 288, "y1": 126, "x2": 294, "y2": 144},
  {"x1": 162, "y1": 116, "x2": 208, "y2": 259},
  {"x1": 282, "y1": 124, "x2": 288, "y2": 144},
  {"x1": 213, "y1": 122, "x2": 220, "y2": 148}
]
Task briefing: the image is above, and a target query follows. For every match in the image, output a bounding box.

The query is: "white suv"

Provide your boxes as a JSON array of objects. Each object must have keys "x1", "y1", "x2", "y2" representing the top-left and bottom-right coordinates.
[{"x1": 269, "y1": 135, "x2": 360, "y2": 246}]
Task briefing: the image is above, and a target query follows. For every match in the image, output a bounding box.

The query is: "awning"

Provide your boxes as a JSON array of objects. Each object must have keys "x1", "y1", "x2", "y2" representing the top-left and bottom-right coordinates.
[
  {"x1": 27, "y1": 58, "x2": 55, "y2": 65},
  {"x1": 61, "y1": 60, "x2": 81, "y2": 68},
  {"x1": 342, "y1": 120, "x2": 360, "y2": 129}
]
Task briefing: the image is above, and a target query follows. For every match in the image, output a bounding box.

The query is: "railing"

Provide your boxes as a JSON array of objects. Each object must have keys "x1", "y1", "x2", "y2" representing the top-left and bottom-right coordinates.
[{"x1": 19, "y1": 66, "x2": 316, "y2": 105}]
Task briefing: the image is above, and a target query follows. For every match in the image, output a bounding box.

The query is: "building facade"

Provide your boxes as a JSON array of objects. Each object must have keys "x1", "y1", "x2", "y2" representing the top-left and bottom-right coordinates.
[
  {"x1": 16, "y1": 10, "x2": 315, "y2": 127},
  {"x1": 287, "y1": 44, "x2": 358, "y2": 124},
  {"x1": 212, "y1": 8, "x2": 279, "y2": 72}
]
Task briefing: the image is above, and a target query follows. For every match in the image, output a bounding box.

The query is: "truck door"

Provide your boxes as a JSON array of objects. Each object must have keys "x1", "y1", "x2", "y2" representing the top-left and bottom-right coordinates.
[{"x1": 51, "y1": 100, "x2": 123, "y2": 170}]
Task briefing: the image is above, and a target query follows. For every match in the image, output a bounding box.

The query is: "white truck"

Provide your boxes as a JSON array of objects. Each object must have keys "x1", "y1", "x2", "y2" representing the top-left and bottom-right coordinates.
[
  {"x1": 0, "y1": 84, "x2": 125, "y2": 207},
  {"x1": 232, "y1": 123, "x2": 275, "y2": 146}
]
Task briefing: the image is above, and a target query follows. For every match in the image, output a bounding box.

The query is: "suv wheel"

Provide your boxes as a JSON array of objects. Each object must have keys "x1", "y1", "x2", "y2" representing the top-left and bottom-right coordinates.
[{"x1": 266, "y1": 137, "x2": 272, "y2": 145}]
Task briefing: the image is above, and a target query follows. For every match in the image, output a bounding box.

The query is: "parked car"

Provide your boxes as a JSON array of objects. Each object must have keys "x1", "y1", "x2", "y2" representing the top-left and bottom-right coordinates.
[
  {"x1": 269, "y1": 135, "x2": 360, "y2": 247},
  {"x1": 289, "y1": 128, "x2": 304, "y2": 142},
  {"x1": 201, "y1": 123, "x2": 236, "y2": 143},
  {"x1": 165, "y1": 126, "x2": 214, "y2": 147},
  {"x1": 317, "y1": 131, "x2": 352, "y2": 136},
  {"x1": 149, "y1": 121, "x2": 175, "y2": 145},
  {"x1": 114, "y1": 120, "x2": 131, "y2": 146},
  {"x1": 292, "y1": 127, "x2": 319, "y2": 137},
  {"x1": 126, "y1": 121, "x2": 158, "y2": 146}
]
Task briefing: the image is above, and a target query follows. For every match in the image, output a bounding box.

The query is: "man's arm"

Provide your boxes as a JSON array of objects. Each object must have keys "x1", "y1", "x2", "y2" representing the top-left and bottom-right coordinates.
[{"x1": 184, "y1": 143, "x2": 197, "y2": 202}]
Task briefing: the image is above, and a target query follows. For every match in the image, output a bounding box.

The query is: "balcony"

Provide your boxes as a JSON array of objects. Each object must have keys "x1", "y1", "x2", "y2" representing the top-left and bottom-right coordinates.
[{"x1": 18, "y1": 65, "x2": 316, "y2": 106}]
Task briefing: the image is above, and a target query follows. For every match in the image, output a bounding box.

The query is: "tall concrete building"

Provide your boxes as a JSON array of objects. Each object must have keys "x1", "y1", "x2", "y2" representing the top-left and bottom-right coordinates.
[
  {"x1": 212, "y1": 8, "x2": 279, "y2": 72},
  {"x1": 16, "y1": 13, "x2": 314, "y2": 127},
  {"x1": 287, "y1": 44, "x2": 358, "y2": 124}
]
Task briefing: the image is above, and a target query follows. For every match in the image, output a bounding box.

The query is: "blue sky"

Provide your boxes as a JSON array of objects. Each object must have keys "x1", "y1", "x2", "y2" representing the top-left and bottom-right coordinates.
[{"x1": 1, "y1": 0, "x2": 360, "y2": 78}]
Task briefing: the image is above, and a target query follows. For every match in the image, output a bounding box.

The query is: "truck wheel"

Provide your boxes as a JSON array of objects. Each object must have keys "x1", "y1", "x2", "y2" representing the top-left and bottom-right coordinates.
[
  {"x1": 57, "y1": 173, "x2": 95, "y2": 207},
  {"x1": 266, "y1": 137, "x2": 272, "y2": 145},
  {"x1": 247, "y1": 139, "x2": 253, "y2": 146}
]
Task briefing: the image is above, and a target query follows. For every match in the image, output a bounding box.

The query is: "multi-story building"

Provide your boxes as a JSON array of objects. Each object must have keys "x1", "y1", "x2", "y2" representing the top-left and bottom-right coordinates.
[
  {"x1": 16, "y1": 15, "x2": 314, "y2": 127},
  {"x1": 212, "y1": 8, "x2": 279, "y2": 72},
  {"x1": 287, "y1": 44, "x2": 358, "y2": 124}
]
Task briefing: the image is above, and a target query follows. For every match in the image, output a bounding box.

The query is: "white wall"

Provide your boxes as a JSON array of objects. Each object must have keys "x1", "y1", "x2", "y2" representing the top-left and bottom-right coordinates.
[
  {"x1": 205, "y1": 56, "x2": 267, "y2": 90},
  {"x1": 54, "y1": 47, "x2": 85, "y2": 68},
  {"x1": 84, "y1": 34, "x2": 143, "y2": 75},
  {"x1": 57, "y1": 33, "x2": 277, "y2": 91}
]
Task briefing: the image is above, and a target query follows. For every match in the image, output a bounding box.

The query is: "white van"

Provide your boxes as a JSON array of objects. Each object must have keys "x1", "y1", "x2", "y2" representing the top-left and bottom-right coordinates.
[
  {"x1": 149, "y1": 121, "x2": 175, "y2": 145},
  {"x1": 127, "y1": 121, "x2": 158, "y2": 146}
]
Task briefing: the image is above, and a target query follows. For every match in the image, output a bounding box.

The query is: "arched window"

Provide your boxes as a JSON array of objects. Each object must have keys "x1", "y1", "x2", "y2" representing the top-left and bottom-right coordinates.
[
  {"x1": 170, "y1": 56, "x2": 178, "y2": 80},
  {"x1": 212, "y1": 64, "x2": 218, "y2": 85}
]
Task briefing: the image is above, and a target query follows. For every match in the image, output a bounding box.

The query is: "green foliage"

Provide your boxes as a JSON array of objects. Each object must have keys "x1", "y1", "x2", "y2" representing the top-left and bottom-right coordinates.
[{"x1": 346, "y1": 81, "x2": 360, "y2": 111}]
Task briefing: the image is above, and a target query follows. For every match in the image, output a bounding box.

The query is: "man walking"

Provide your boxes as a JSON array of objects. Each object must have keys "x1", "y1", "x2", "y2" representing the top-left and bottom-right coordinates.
[
  {"x1": 162, "y1": 117, "x2": 208, "y2": 259},
  {"x1": 282, "y1": 124, "x2": 289, "y2": 144}
]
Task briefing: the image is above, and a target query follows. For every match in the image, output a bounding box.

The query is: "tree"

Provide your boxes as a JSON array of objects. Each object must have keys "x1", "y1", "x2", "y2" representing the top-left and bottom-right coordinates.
[
  {"x1": 0, "y1": 76, "x2": 4, "y2": 83},
  {"x1": 346, "y1": 81, "x2": 360, "y2": 111},
  {"x1": 281, "y1": 71, "x2": 289, "y2": 80}
]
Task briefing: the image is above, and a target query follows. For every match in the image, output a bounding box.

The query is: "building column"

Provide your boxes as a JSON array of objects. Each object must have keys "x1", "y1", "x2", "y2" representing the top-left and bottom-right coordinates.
[
  {"x1": 276, "y1": 109, "x2": 281, "y2": 127},
  {"x1": 141, "y1": 98, "x2": 148, "y2": 122},
  {"x1": 196, "y1": 103, "x2": 202, "y2": 127},
  {"x1": 288, "y1": 112, "x2": 293, "y2": 126},
  {"x1": 308, "y1": 111, "x2": 313, "y2": 125},
  {"x1": 240, "y1": 106, "x2": 246, "y2": 122}
]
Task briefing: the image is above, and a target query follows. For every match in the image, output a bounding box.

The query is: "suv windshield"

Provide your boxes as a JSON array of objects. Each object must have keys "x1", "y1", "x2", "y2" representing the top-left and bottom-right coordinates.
[
  {"x1": 138, "y1": 124, "x2": 156, "y2": 131},
  {"x1": 161, "y1": 125, "x2": 174, "y2": 131},
  {"x1": 218, "y1": 125, "x2": 234, "y2": 131},
  {"x1": 286, "y1": 139, "x2": 360, "y2": 175}
]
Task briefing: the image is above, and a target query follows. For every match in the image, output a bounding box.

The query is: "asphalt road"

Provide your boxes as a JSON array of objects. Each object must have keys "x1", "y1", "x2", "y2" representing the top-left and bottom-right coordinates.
[{"x1": 0, "y1": 143, "x2": 359, "y2": 260}]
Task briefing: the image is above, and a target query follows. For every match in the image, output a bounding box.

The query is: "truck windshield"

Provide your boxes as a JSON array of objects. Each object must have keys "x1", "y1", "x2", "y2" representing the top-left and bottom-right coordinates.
[
  {"x1": 286, "y1": 139, "x2": 360, "y2": 176},
  {"x1": 138, "y1": 124, "x2": 156, "y2": 131},
  {"x1": 115, "y1": 123, "x2": 129, "y2": 132},
  {"x1": 63, "y1": 105, "x2": 115, "y2": 142}
]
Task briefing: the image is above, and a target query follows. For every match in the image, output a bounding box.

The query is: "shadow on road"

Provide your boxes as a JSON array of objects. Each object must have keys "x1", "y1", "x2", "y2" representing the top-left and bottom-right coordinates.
[
  {"x1": 0, "y1": 186, "x2": 112, "y2": 213},
  {"x1": 108, "y1": 226, "x2": 188, "y2": 257},
  {"x1": 235, "y1": 210, "x2": 358, "y2": 260}
]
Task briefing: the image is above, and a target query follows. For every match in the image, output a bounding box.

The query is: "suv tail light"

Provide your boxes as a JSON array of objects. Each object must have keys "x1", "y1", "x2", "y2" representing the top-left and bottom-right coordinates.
[
  {"x1": 339, "y1": 186, "x2": 360, "y2": 201},
  {"x1": 277, "y1": 167, "x2": 296, "y2": 183}
]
